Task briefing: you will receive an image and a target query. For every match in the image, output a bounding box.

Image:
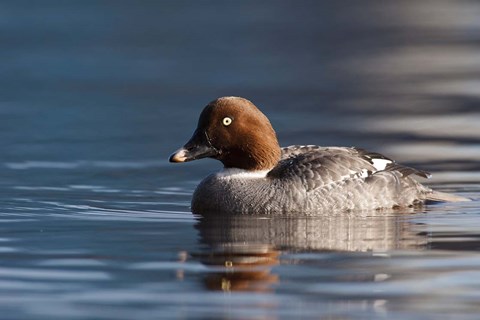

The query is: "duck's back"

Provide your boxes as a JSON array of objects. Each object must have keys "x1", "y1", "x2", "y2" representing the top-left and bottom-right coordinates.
[
  {"x1": 270, "y1": 146, "x2": 433, "y2": 211},
  {"x1": 192, "y1": 146, "x2": 437, "y2": 214}
]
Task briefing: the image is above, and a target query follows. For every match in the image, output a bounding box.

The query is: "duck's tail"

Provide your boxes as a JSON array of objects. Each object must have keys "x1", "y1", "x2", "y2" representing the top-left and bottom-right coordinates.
[{"x1": 426, "y1": 191, "x2": 471, "y2": 203}]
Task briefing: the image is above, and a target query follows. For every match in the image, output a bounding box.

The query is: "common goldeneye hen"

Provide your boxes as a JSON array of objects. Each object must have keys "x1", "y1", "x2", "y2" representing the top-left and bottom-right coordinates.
[{"x1": 170, "y1": 96, "x2": 470, "y2": 214}]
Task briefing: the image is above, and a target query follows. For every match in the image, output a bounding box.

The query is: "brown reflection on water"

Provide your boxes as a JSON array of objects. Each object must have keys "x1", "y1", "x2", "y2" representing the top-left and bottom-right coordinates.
[
  {"x1": 193, "y1": 212, "x2": 428, "y2": 292},
  {"x1": 196, "y1": 243, "x2": 280, "y2": 292}
]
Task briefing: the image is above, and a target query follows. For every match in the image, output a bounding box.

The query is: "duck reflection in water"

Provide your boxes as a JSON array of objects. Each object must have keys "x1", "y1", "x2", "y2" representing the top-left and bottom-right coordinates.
[
  {"x1": 194, "y1": 242, "x2": 280, "y2": 292},
  {"x1": 193, "y1": 211, "x2": 428, "y2": 292}
]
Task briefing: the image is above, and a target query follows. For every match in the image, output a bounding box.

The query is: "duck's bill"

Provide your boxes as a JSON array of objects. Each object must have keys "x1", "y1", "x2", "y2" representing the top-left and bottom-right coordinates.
[
  {"x1": 169, "y1": 130, "x2": 219, "y2": 163},
  {"x1": 169, "y1": 145, "x2": 218, "y2": 162}
]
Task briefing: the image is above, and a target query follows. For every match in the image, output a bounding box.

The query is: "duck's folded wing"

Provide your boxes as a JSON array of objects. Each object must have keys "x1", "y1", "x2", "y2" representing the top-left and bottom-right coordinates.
[{"x1": 267, "y1": 145, "x2": 430, "y2": 191}]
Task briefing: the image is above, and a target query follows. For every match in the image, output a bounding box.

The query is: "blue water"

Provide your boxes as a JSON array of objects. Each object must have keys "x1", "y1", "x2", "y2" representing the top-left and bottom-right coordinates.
[{"x1": 1, "y1": 1, "x2": 480, "y2": 319}]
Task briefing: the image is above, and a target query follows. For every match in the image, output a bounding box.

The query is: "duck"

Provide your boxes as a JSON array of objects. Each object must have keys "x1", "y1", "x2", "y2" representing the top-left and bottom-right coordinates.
[{"x1": 169, "y1": 96, "x2": 469, "y2": 214}]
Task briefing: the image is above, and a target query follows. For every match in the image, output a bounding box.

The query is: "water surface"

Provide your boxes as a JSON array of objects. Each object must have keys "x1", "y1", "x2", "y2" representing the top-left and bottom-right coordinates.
[{"x1": 1, "y1": 1, "x2": 479, "y2": 319}]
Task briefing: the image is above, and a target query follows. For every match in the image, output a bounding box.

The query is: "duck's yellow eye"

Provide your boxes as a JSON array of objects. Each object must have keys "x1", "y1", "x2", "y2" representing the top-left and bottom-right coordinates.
[{"x1": 222, "y1": 117, "x2": 233, "y2": 126}]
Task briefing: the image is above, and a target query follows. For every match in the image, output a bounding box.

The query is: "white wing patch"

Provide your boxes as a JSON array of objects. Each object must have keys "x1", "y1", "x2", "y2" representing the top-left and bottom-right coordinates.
[
  {"x1": 349, "y1": 169, "x2": 371, "y2": 179},
  {"x1": 359, "y1": 169, "x2": 370, "y2": 178},
  {"x1": 371, "y1": 158, "x2": 393, "y2": 171}
]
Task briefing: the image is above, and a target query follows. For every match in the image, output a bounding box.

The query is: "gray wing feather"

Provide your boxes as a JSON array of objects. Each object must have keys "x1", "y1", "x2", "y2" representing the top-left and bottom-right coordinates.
[
  {"x1": 355, "y1": 148, "x2": 431, "y2": 178},
  {"x1": 268, "y1": 145, "x2": 429, "y2": 191}
]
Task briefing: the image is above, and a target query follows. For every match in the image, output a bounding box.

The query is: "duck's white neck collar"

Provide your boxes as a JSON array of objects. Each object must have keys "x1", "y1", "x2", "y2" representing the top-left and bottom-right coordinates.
[{"x1": 216, "y1": 168, "x2": 270, "y2": 179}]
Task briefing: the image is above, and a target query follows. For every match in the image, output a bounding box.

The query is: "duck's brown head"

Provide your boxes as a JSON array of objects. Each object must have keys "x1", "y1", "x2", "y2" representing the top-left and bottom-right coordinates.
[{"x1": 169, "y1": 97, "x2": 281, "y2": 171}]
